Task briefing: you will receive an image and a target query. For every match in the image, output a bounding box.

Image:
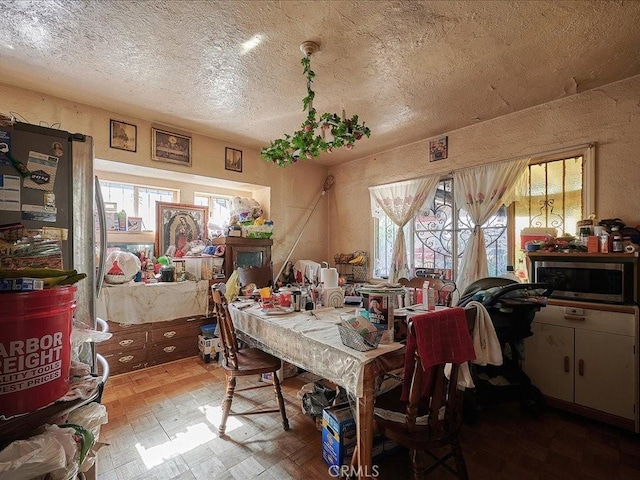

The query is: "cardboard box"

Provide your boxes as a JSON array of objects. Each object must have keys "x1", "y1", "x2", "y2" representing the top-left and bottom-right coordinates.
[
  {"x1": 127, "y1": 216, "x2": 143, "y2": 232},
  {"x1": 0, "y1": 278, "x2": 44, "y2": 291},
  {"x1": 322, "y1": 404, "x2": 357, "y2": 468},
  {"x1": 321, "y1": 403, "x2": 399, "y2": 469},
  {"x1": 198, "y1": 335, "x2": 221, "y2": 363}
]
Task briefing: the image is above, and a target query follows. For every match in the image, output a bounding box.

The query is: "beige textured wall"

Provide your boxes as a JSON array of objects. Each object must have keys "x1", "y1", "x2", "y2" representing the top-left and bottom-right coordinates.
[
  {"x1": 0, "y1": 83, "x2": 330, "y2": 273},
  {"x1": 328, "y1": 75, "x2": 640, "y2": 273}
]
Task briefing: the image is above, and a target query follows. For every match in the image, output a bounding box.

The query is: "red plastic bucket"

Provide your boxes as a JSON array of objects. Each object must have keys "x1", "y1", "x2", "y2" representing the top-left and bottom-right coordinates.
[{"x1": 0, "y1": 286, "x2": 76, "y2": 418}]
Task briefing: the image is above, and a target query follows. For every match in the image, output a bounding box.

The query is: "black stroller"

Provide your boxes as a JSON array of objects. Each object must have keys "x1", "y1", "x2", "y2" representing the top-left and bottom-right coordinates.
[{"x1": 457, "y1": 277, "x2": 553, "y2": 421}]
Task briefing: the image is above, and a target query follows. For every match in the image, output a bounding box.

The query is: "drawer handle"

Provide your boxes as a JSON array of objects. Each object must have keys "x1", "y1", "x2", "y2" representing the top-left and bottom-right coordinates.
[
  {"x1": 163, "y1": 346, "x2": 176, "y2": 353},
  {"x1": 564, "y1": 356, "x2": 570, "y2": 373},
  {"x1": 163, "y1": 331, "x2": 177, "y2": 338},
  {"x1": 578, "y1": 359, "x2": 584, "y2": 376},
  {"x1": 119, "y1": 323, "x2": 134, "y2": 329},
  {"x1": 564, "y1": 314, "x2": 585, "y2": 321},
  {"x1": 119, "y1": 339, "x2": 134, "y2": 347},
  {"x1": 119, "y1": 355, "x2": 134, "y2": 364}
]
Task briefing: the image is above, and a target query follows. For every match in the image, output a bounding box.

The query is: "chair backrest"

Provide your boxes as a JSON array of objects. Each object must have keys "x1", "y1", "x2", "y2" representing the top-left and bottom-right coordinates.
[
  {"x1": 211, "y1": 287, "x2": 239, "y2": 369},
  {"x1": 404, "y1": 306, "x2": 476, "y2": 434},
  {"x1": 237, "y1": 263, "x2": 273, "y2": 289}
]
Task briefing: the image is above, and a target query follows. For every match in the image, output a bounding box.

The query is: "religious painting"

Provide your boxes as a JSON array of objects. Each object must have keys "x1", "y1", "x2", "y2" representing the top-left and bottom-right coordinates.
[{"x1": 156, "y1": 202, "x2": 208, "y2": 257}]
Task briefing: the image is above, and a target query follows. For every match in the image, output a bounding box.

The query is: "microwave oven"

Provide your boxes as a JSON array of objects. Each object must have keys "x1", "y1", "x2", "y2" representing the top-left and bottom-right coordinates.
[{"x1": 532, "y1": 260, "x2": 635, "y2": 304}]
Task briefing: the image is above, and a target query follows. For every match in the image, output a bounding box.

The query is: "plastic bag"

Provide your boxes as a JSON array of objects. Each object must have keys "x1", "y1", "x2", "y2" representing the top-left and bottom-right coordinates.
[
  {"x1": 225, "y1": 269, "x2": 240, "y2": 302},
  {"x1": 104, "y1": 251, "x2": 141, "y2": 281},
  {"x1": 0, "y1": 425, "x2": 77, "y2": 480}
]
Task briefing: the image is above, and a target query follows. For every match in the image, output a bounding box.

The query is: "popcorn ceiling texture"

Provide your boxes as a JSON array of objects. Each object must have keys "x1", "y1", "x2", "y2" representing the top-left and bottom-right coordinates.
[{"x1": 0, "y1": 1, "x2": 638, "y2": 167}]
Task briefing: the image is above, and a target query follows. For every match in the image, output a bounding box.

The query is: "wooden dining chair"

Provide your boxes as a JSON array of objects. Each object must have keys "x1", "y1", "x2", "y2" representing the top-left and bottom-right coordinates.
[
  {"x1": 358, "y1": 306, "x2": 477, "y2": 479},
  {"x1": 210, "y1": 287, "x2": 289, "y2": 435}
]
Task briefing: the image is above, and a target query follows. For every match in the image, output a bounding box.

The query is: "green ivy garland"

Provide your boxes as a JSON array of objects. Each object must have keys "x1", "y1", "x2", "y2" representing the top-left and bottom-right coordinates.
[{"x1": 261, "y1": 55, "x2": 371, "y2": 167}]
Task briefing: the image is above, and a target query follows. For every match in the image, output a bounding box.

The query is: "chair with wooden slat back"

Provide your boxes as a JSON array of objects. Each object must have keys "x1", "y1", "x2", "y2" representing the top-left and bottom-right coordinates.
[
  {"x1": 365, "y1": 306, "x2": 477, "y2": 480},
  {"x1": 210, "y1": 287, "x2": 289, "y2": 435}
]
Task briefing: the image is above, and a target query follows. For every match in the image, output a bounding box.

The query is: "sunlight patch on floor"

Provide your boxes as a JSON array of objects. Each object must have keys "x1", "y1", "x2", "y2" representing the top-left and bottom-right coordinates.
[
  {"x1": 135, "y1": 422, "x2": 217, "y2": 469},
  {"x1": 200, "y1": 404, "x2": 243, "y2": 432}
]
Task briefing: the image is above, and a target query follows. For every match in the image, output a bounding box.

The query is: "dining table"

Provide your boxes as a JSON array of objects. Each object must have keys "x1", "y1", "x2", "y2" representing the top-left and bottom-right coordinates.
[{"x1": 228, "y1": 301, "x2": 406, "y2": 479}]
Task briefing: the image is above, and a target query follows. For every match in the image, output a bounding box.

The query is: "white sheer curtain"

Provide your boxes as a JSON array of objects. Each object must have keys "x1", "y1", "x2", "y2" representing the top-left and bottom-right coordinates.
[
  {"x1": 453, "y1": 158, "x2": 529, "y2": 294},
  {"x1": 369, "y1": 177, "x2": 439, "y2": 282}
]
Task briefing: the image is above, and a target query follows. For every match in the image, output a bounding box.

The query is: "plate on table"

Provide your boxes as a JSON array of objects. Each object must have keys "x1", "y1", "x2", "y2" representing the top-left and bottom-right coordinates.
[{"x1": 262, "y1": 307, "x2": 295, "y2": 315}]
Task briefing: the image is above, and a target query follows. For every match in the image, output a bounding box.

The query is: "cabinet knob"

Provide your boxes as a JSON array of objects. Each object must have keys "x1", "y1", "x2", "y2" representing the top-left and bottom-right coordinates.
[
  {"x1": 119, "y1": 339, "x2": 134, "y2": 347},
  {"x1": 118, "y1": 355, "x2": 134, "y2": 364},
  {"x1": 163, "y1": 331, "x2": 177, "y2": 338},
  {"x1": 163, "y1": 346, "x2": 176, "y2": 353}
]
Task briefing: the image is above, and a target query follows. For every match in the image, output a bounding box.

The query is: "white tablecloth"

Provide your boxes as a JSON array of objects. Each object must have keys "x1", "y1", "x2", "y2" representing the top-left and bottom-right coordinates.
[
  {"x1": 229, "y1": 304, "x2": 403, "y2": 396},
  {"x1": 96, "y1": 280, "x2": 210, "y2": 324}
]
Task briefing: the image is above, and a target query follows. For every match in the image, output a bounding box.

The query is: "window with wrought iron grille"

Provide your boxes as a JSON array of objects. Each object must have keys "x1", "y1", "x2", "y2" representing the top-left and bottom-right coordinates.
[{"x1": 373, "y1": 146, "x2": 593, "y2": 281}]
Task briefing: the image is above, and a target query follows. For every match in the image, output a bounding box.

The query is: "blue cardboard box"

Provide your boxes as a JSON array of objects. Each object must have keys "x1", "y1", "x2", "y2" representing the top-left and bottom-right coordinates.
[{"x1": 322, "y1": 403, "x2": 357, "y2": 468}]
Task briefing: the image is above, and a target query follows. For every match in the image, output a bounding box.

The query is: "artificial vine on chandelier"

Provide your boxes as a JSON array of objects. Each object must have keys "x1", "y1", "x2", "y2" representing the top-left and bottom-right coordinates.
[{"x1": 261, "y1": 53, "x2": 371, "y2": 167}]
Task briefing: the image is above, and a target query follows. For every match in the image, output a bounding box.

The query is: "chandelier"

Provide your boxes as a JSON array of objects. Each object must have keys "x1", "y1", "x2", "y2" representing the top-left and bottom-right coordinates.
[{"x1": 261, "y1": 41, "x2": 371, "y2": 167}]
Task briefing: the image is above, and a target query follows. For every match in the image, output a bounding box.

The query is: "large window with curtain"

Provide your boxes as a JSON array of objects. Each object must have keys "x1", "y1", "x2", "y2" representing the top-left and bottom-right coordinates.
[
  {"x1": 373, "y1": 147, "x2": 593, "y2": 284},
  {"x1": 374, "y1": 178, "x2": 506, "y2": 279}
]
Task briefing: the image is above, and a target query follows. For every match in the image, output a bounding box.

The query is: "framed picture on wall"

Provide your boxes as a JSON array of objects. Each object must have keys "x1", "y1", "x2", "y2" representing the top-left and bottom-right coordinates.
[
  {"x1": 152, "y1": 127, "x2": 192, "y2": 166},
  {"x1": 429, "y1": 136, "x2": 448, "y2": 162},
  {"x1": 156, "y1": 202, "x2": 208, "y2": 257},
  {"x1": 225, "y1": 147, "x2": 243, "y2": 172},
  {"x1": 110, "y1": 120, "x2": 137, "y2": 152}
]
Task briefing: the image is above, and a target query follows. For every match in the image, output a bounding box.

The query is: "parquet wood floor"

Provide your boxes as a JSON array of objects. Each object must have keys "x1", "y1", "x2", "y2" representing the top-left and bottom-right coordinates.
[{"x1": 97, "y1": 357, "x2": 640, "y2": 479}]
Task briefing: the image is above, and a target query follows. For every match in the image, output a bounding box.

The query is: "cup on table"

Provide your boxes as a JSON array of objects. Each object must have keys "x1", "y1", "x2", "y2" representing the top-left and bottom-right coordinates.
[
  {"x1": 259, "y1": 287, "x2": 274, "y2": 309},
  {"x1": 279, "y1": 291, "x2": 292, "y2": 308}
]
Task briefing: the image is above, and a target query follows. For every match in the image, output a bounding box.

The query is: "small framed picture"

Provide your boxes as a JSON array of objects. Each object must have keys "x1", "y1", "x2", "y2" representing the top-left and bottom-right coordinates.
[
  {"x1": 225, "y1": 147, "x2": 243, "y2": 172},
  {"x1": 429, "y1": 136, "x2": 448, "y2": 162},
  {"x1": 152, "y1": 127, "x2": 192, "y2": 166},
  {"x1": 110, "y1": 120, "x2": 137, "y2": 152}
]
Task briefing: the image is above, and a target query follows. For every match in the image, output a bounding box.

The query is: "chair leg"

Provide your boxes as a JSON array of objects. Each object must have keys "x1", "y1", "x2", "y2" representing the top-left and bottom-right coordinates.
[
  {"x1": 272, "y1": 371, "x2": 290, "y2": 431},
  {"x1": 451, "y1": 437, "x2": 469, "y2": 480},
  {"x1": 411, "y1": 449, "x2": 427, "y2": 480},
  {"x1": 219, "y1": 375, "x2": 236, "y2": 435}
]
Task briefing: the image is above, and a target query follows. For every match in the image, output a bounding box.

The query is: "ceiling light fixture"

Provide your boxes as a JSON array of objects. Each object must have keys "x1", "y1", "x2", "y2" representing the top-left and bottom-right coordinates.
[{"x1": 261, "y1": 41, "x2": 371, "y2": 167}]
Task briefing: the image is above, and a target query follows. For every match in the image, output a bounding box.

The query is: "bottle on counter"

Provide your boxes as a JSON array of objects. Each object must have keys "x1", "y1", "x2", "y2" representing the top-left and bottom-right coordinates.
[
  {"x1": 500, "y1": 265, "x2": 521, "y2": 283},
  {"x1": 611, "y1": 227, "x2": 624, "y2": 252}
]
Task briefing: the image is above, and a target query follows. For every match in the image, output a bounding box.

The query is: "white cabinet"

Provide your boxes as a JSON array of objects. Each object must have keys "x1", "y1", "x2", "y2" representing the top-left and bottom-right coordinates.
[{"x1": 524, "y1": 301, "x2": 637, "y2": 430}]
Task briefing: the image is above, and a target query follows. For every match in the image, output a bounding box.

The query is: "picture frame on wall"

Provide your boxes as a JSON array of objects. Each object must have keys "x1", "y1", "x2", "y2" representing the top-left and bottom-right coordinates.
[
  {"x1": 429, "y1": 136, "x2": 448, "y2": 162},
  {"x1": 110, "y1": 119, "x2": 137, "y2": 152},
  {"x1": 156, "y1": 202, "x2": 208, "y2": 257},
  {"x1": 151, "y1": 127, "x2": 192, "y2": 166},
  {"x1": 225, "y1": 147, "x2": 243, "y2": 172}
]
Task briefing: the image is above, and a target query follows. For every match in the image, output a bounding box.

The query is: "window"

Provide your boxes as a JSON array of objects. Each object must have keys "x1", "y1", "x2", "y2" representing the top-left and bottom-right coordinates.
[
  {"x1": 194, "y1": 193, "x2": 231, "y2": 234},
  {"x1": 374, "y1": 179, "x2": 506, "y2": 280},
  {"x1": 99, "y1": 181, "x2": 176, "y2": 231},
  {"x1": 373, "y1": 146, "x2": 593, "y2": 282}
]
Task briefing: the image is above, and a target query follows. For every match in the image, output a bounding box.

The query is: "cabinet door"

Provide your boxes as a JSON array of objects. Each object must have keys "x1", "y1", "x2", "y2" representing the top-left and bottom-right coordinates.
[
  {"x1": 575, "y1": 329, "x2": 636, "y2": 419},
  {"x1": 524, "y1": 322, "x2": 574, "y2": 403}
]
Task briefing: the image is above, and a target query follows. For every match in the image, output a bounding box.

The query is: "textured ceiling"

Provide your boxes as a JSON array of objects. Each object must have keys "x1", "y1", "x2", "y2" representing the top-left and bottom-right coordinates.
[{"x1": 0, "y1": 0, "x2": 639, "y2": 167}]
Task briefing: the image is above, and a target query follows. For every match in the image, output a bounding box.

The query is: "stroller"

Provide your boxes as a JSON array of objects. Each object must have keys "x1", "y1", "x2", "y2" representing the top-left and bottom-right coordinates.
[{"x1": 457, "y1": 277, "x2": 553, "y2": 421}]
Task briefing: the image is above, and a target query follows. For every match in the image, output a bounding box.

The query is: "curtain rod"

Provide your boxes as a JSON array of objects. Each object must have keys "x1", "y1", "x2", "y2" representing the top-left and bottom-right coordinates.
[{"x1": 448, "y1": 142, "x2": 594, "y2": 175}]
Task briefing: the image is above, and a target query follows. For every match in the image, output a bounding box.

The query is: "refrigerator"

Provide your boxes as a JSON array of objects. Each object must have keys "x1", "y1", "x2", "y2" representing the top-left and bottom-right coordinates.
[{"x1": 0, "y1": 120, "x2": 108, "y2": 374}]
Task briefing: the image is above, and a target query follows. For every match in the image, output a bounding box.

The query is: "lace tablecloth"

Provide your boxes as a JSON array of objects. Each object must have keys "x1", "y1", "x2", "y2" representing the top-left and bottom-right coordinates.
[{"x1": 228, "y1": 304, "x2": 404, "y2": 396}]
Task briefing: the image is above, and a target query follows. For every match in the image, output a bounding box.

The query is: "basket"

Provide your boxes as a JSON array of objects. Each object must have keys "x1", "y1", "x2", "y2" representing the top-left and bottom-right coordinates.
[{"x1": 338, "y1": 325, "x2": 382, "y2": 352}]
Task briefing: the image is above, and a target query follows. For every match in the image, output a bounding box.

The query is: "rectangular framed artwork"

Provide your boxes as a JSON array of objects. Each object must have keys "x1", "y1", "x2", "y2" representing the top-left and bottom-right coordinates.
[
  {"x1": 429, "y1": 136, "x2": 448, "y2": 162},
  {"x1": 156, "y1": 202, "x2": 208, "y2": 257},
  {"x1": 225, "y1": 147, "x2": 243, "y2": 172},
  {"x1": 151, "y1": 127, "x2": 192, "y2": 166},
  {"x1": 110, "y1": 119, "x2": 137, "y2": 152}
]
